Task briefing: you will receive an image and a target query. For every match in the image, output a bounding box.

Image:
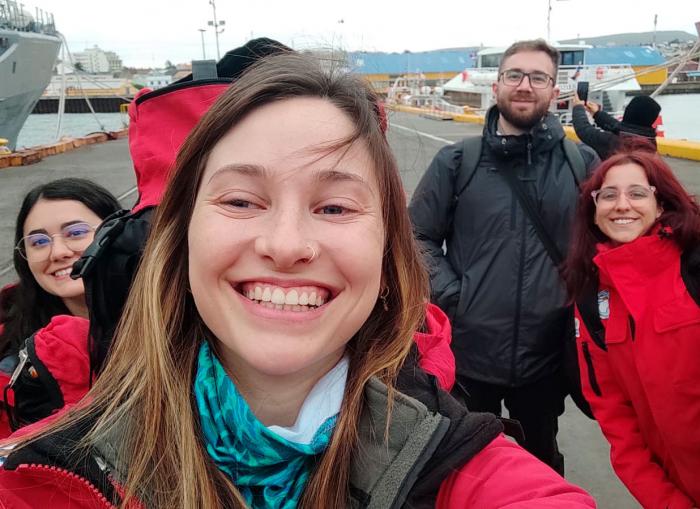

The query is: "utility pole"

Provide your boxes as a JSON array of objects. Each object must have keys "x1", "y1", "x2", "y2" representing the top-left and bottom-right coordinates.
[
  {"x1": 208, "y1": 0, "x2": 225, "y2": 61},
  {"x1": 652, "y1": 14, "x2": 658, "y2": 48},
  {"x1": 547, "y1": 0, "x2": 572, "y2": 41},
  {"x1": 198, "y1": 28, "x2": 206, "y2": 59}
]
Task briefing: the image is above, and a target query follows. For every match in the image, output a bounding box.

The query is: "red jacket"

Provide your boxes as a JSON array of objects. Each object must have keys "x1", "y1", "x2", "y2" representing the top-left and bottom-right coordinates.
[
  {"x1": 575, "y1": 234, "x2": 700, "y2": 509},
  {"x1": 0, "y1": 303, "x2": 596, "y2": 507},
  {"x1": 0, "y1": 315, "x2": 90, "y2": 440},
  {"x1": 0, "y1": 433, "x2": 595, "y2": 508}
]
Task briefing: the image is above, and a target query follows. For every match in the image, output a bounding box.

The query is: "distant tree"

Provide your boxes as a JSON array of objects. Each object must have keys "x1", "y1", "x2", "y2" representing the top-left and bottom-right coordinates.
[
  {"x1": 164, "y1": 60, "x2": 177, "y2": 76},
  {"x1": 74, "y1": 62, "x2": 85, "y2": 72}
]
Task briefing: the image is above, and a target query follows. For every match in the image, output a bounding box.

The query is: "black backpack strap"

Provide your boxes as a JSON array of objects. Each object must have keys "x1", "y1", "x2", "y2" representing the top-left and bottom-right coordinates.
[
  {"x1": 576, "y1": 278, "x2": 607, "y2": 351},
  {"x1": 4, "y1": 334, "x2": 66, "y2": 431},
  {"x1": 455, "y1": 136, "x2": 483, "y2": 199},
  {"x1": 498, "y1": 163, "x2": 564, "y2": 266},
  {"x1": 562, "y1": 138, "x2": 586, "y2": 188},
  {"x1": 445, "y1": 136, "x2": 482, "y2": 237},
  {"x1": 681, "y1": 242, "x2": 700, "y2": 306}
]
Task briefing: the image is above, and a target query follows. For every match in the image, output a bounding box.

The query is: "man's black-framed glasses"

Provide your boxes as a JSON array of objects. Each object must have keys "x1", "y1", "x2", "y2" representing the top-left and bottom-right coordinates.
[{"x1": 499, "y1": 69, "x2": 554, "y2": 89}]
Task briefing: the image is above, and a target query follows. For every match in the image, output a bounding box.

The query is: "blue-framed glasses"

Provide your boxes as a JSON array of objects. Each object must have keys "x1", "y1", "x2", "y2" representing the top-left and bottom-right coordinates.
[{"x1": 16, "y1": 222, "x2": 97, "y2": 262}]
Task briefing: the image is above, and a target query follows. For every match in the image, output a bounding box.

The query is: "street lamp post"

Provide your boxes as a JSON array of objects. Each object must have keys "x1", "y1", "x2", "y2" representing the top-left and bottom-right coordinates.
[
  {"x1": 198, "y1": 28, "x2": 206, "y2": 59},
  {"x1": 208, "y1": 0, "x2": 225, "y2": 60},
  {"x1": 547, "y1": 0, "x2": 572, "y2": 41}
]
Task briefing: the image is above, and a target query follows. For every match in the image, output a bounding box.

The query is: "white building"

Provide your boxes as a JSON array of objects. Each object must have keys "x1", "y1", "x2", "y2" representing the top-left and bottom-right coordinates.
[
  {"x1": 104, "y1": 51, "x2": 123, "y2": 73},
  {"x1": 72, "y1": 46, "x2": 121, "y2": 74}
]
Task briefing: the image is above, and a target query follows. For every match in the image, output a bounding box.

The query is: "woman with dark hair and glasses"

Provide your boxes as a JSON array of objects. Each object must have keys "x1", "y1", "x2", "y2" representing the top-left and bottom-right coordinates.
[
  {"x1": 564, "y1": 149, "x2": 700, "y2": 508},
  {"x1": 0, "y1": 178, "x2": 120, "y2": 429}
]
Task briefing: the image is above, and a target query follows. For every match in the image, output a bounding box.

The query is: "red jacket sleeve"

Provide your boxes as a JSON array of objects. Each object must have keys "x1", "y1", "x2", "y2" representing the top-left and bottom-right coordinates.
[
  {"x1": 436, "y1": 435, "x2": 597, "y2": 508},
  {"x1": 576, "y1": 334, "x2": 695, "y2": 509}
]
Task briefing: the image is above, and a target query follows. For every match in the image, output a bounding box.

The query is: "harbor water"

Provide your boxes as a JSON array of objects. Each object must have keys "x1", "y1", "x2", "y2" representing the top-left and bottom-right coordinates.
[
  {"x1": 15, "y1": 94, "x2": 700, "y2": 149},
  {"x1": 15, "y1": 112, "x2": 128, "y2": 149},
  {"x1": 654, "y1": 94, "x2": 700, "y2": 142}
]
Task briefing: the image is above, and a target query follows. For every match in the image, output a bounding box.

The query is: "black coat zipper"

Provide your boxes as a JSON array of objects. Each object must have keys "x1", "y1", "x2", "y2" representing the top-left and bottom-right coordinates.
[{"x1": 509, "y1": 140, "x2": 532, "y2": 384}]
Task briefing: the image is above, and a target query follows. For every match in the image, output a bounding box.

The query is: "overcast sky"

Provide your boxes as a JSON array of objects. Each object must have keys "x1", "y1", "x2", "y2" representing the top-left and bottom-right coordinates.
[{"x1": 36, "y1": 0, "x2": 700, "y2": 67}]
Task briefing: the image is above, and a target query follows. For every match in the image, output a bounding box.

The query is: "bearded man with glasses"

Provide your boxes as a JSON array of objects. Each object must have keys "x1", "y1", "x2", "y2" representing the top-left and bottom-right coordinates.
[{"x1": 410, "y1": 39, "x2": 599, "y2": 475}]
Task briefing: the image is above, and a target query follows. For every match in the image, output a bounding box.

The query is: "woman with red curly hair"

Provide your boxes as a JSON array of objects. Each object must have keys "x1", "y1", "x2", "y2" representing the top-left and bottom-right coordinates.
[{"x1": 564, "y1": 147, "x2": 700, "y2": 509}]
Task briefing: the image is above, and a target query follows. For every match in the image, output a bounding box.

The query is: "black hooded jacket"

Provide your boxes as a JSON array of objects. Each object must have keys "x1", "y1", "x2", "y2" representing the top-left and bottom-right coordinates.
[
  {"x1": 409, "y1": 106, "x2": 599, "y2": 387},
  {"x1": 572, "y1": 105, "x2": 657, "y2": 159}
]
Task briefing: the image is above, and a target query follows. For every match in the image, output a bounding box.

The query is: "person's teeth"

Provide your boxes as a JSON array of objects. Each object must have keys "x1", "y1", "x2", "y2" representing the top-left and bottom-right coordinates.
[
  {"x1": 261, "y1": 287, "x2": 272, "y2": 302},
  {"x1": 285, "y1": 289, "x2": 299, "y2": 306},
  {"x1": 299, "y1": 292, "x2": 309, "y2": 305},
  {"x1": 317, "y1": 296, "x2": 324, "y2": 306},
  {"x1": 271, "y1": 288, "x2": 286, "y2": 305},
  {"x1": 254, "y1": 286, "x2": 262, "y2": 300},
  {"x1": 54, "y1": 268, "x2": 71, "y2": 277},
  {"x1": 309, "y1": 292, "x2": 317, "y2": 306}
]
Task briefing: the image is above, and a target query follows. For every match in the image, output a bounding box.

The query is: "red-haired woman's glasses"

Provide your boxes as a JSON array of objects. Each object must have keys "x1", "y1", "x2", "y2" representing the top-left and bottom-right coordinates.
[
  {"x1": 15, "y1": 222, "x2": 97, "y2": 262},
  {"x1": 591, "y1": 185, "x2": 656, "y2": 206}
]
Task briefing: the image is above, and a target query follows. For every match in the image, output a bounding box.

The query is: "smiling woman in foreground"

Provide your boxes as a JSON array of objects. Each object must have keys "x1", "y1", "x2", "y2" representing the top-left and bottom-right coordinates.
[
  {"x1": 0, "y1": 52, "x2": 595, "y2": 508},
  {"x1": 565, "y1": 147, "x2": 700, "y2": 509}
]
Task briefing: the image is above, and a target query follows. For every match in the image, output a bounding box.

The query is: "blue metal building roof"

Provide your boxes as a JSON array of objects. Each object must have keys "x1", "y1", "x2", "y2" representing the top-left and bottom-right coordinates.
[
  {"x1": 346, "y1": 45, "x2": 664, "y2": 75},
  {"x1": 584, "y1": 46, "x2": 665, "y2": 66},
  {"x1": 347, "y1": 49, "x2": 479, "y2": 75}
]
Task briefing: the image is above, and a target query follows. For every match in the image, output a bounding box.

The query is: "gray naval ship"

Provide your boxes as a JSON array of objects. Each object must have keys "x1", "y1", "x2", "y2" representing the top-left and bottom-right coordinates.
[{"x1": 0, "y1": 0, "x2": 61, "y2": 151}]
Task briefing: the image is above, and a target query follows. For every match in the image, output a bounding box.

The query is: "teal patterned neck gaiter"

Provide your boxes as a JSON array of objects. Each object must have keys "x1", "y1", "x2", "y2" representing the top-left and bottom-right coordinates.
[{"x1": 194, "y1": 342, "x2": 337, "y2": 509}]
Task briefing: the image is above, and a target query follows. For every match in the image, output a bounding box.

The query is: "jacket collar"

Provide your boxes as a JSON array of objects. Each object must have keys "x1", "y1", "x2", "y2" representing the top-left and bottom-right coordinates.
[
  {"x1": 483, "y1": 105, "x2": 564, "y2": 159},
  {"x1": 594, "y1": 228, "x2": 680, "y2": 285}
]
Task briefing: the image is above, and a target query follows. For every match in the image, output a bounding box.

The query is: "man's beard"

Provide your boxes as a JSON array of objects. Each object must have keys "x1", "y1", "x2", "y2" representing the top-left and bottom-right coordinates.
[{"x1": 497, "y1": 93, "x2": 551, "y2": 130}]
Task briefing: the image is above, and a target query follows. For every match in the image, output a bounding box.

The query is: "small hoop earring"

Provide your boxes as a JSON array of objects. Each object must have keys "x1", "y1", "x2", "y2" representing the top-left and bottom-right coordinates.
[
  {"x1": 380, "y1": 287, "x2": 389, "y2": 311},
  {"x1": 306, "y1": 245, "x2": 317, "y2": 263}
]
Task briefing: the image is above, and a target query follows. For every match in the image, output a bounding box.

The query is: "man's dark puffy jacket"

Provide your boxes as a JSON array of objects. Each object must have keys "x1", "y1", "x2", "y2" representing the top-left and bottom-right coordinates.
[{"x1": 409, "y1": 106, "x2": 599, "y2": 387}]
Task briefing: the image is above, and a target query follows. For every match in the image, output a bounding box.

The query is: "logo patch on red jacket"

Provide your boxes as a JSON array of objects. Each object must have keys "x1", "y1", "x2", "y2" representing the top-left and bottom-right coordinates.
[{"x1": 597, "y1": 290, "x2": 610, "y2": 320}]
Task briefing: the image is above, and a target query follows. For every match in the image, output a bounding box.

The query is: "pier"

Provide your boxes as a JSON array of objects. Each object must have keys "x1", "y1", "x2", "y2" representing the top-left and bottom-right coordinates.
[{"x1": 32, "y1": 95, "x2": 132, "y2": 114}]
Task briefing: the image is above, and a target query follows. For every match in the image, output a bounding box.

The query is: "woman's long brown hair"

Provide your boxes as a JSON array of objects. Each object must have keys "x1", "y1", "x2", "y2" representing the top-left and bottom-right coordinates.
[{"x1": 4, "y1": 51, "x2": 429, "y2": 508}]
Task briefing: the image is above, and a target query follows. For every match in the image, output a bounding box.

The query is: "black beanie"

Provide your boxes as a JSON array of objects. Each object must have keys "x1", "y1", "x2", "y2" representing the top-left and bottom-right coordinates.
[{"x1": 622, "y1": 96, "x2": 661, "y2": 128}]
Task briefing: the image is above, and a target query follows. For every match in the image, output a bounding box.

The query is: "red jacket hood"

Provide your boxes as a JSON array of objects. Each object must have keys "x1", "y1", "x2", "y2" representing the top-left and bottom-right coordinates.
[
  {"x1": 32, "y1": 315, "x2": 91, "y2": 408},
  {"x1": 414, "y1": 303, "x2": 455, "y2": 392},
  {"x1": 128, "y1": 84, "x2": 230, "y2": 213}
]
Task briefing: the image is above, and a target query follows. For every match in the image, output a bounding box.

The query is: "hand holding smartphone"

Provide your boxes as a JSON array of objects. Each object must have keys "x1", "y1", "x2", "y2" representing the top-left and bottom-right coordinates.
[{"x1": 577, "y1": 81, "x2": 589, "y2": 104}]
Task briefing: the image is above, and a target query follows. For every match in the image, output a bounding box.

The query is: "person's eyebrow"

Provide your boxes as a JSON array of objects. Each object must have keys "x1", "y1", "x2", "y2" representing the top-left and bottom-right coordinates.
[
  {"x1": 26, "y1": 220, "x2": 87, "y2": 236},
  {"x1": 207, "y1": 163, "x2": 267, "y2": 184},
  {"x1": 60, "y1": 220, "x2": 88, "y2": 229},
  {"x1": 314, "y1": 168, "x2": 368, "y2": 186}
]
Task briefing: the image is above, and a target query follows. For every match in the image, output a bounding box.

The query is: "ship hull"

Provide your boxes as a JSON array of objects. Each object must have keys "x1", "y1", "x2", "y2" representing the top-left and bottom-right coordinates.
[{"x1": 0, "y1": 29, "x2": 61, "y2": 150}]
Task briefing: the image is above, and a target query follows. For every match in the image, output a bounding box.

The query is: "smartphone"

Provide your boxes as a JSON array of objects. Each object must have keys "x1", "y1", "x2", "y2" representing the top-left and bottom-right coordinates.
[{"x1": 577, "y1": 81, "x2": 589, "y2": 103}]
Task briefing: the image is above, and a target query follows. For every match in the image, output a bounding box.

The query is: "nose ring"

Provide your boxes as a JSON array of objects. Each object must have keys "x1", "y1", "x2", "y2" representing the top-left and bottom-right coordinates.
[{"x1": 306, "y1": 244, "x2": 317, "y2": 263}]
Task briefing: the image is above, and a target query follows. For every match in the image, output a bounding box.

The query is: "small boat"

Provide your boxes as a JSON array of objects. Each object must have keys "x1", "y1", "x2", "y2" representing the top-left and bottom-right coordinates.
[{"x1": 442, "y1": 44, "x2": 664, "y2": 123}]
